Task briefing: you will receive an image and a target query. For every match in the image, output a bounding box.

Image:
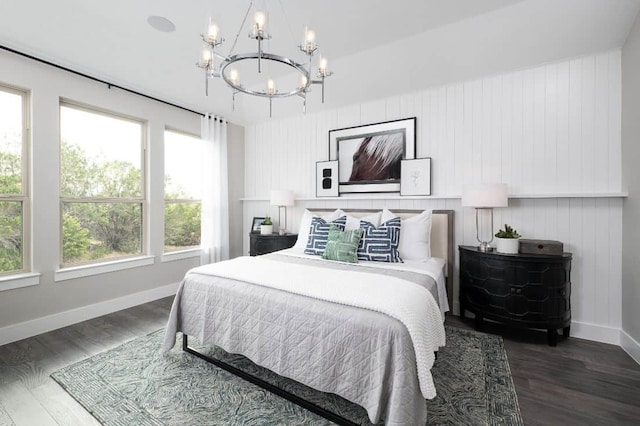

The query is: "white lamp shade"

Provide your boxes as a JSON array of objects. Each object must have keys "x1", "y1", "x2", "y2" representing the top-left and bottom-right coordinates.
[
  {"x1": 270, "y1": 190, "x2": 294, "y2": 206},
  {"x1": 461, "y1": 183, "x2": 508, "y2": 208}
]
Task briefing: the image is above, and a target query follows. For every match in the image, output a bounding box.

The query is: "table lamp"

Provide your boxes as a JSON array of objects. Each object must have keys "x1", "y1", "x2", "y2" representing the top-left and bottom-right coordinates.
[
  {"x1": 461, "y1": 183, "x2": 508, "y2": 252},
  {"x1": 270, "y1": 190, "x2": 294, "y2": 235}
]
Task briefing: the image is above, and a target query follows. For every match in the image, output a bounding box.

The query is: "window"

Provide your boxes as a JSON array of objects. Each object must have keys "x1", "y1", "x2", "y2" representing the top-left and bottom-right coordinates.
[
  {"x1": 0, "y1": 86, "x2": 29, "y2": 275},
  {"x1": 60, "y1": 102, "x2": 145, "y2": 266},
  {"x1": 164, "y1": 129, "x2": 202, "y2": 252}
]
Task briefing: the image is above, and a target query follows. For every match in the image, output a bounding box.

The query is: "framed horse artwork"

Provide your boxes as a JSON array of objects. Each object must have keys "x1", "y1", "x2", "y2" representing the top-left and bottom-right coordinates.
[{"x1": 328, "y1": 117, "x2": 416, "y2": 194}]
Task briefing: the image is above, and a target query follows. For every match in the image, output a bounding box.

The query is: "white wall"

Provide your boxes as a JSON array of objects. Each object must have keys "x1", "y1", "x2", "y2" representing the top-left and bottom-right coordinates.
[
  {"x1": 243, "y1": 50, "x2": 624, "y2": 345},
  {"x1": 622, "y1": 13, "x2": 640, "y2": 363},
  {"x1": 0, "y1": 49, "x2": 243, "y2": 342},
  {"x1": 227, "y1": 123, "x2": 245, "y2": 258}
]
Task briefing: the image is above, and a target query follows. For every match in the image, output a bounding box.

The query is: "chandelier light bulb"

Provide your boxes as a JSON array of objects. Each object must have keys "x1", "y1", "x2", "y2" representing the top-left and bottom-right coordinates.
[
  {"x1": 254, "y1": 11, "x2": 266, "y2": 31},
  {"x1": 200, "y1": 48, "x2": 212, "y2": 66},
  {"x1": 319, "y1": 56, "x2": 328, "y2": 74},
  {"x1": 207, "y1": 22, "x2": 220, "y2": 44},
  {"x1": 299, "y1": 74, "x2": 308, "y2": 88},
  {"x1": 305, "y1": 28, "x2": 316, "y2": 44},
  {"x1": 229, "y1": 69, "x2": 239, "y2": 85},
  {"x1": 300, "y1": 26, "x2": 317, "y2": 54},
  {"x1": 266, "y1": 78, "x2": 276, "y2": 95}
]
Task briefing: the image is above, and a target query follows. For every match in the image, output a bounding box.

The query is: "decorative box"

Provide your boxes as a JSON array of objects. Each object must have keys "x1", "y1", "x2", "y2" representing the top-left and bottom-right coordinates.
[{"x1": 519, "y1": 239, "x2": 564, "y2": 255}]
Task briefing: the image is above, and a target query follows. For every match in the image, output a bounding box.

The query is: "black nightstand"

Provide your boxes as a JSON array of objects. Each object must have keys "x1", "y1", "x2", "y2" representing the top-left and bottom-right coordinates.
[
  {"x1": 458, "y1": 245, "x2": 572, "y2": 346},
  {"x1": 249, "y1": 233, "x2": 298, "y2": 256}
]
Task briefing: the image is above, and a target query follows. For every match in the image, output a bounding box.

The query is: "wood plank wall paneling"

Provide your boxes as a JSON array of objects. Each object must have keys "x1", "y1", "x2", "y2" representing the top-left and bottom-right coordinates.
[{"x1": 242, "y1": 50, "x2": 624, "y2": 338}]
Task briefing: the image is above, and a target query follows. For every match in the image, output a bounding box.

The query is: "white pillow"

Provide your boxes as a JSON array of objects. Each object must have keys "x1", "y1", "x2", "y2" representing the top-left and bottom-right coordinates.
[
  {"x1": 293, "y1": 209, "x2": 344, "y2": 249},
  {"x1": 344, "y1": 211, "x2": 381, "y2": 230},
  {"x1": 382, "y1": 209, "x2": 432, "y2": 262}
]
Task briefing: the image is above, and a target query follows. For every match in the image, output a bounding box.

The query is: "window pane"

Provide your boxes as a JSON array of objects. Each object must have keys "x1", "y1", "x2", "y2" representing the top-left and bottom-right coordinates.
[
  {"x1": 63, "y1": 202, "x2": 142, "y2": 265},
  {"x1": 0, "y1": 91, "x2": 23, "y2": 195},
  {"x1": 164, "y1": 130, "x2": 202, "y2": 199},
  {"x1": 164, "y1": 202, "x2": 201, "y2": 251},
  {"x1": 60, "y1": 106, "x2": 142, "y2": 198},
  {"x1": 0, "y1": 201, "x2": 23, "y2": 273}
]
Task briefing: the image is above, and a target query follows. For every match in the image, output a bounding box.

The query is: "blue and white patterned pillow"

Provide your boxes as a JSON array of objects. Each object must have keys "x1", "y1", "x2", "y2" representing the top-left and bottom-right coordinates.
[
  {"x1": 304, "y1": 216, "x2": 347, "y2": 255},
  {"x1": 357, "y1": 217, "x2": 403, "y2": 263}
]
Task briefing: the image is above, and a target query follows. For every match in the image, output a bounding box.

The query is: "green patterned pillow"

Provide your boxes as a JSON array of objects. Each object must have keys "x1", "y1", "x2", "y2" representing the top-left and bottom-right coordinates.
[{"x1": 322, "y1": 225, "x2": 363, "y2": 263}]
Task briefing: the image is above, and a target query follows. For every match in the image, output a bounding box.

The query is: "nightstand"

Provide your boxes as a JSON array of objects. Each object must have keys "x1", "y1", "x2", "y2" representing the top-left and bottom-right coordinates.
[
  {"x1": 458, "y1": 245, "x2": 572, "y2": 346},
  {"x1": 249, "y1": 233, "x2": 298, "y2": 256}
]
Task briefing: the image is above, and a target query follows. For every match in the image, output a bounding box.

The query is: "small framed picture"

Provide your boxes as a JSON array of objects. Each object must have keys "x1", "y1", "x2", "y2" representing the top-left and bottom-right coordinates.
[
  {"x1": 316, "y1": 160, "x2": 339, "y2": 197},
  {"x1": 400, "y1": 158, "x2": 432, "y2": 196},
  {"x1": 251, "y1": 217, "x2": 265, "y2": 234}
]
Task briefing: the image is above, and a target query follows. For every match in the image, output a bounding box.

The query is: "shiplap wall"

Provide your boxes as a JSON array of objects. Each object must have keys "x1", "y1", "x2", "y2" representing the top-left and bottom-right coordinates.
[{"x1": 243, "y1": 50, "x2": 624, "y2": 344}]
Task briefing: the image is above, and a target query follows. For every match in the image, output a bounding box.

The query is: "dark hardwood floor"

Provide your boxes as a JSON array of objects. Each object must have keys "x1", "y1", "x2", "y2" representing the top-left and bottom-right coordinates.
[
  {"x1": 0, "y1": 298, "x2": 639, "y2": 425},
  {"x1": 0, "y1": 297, "x2": 173, "y2": 426},
  {"x1": 447, "y1": 316, "x2": 640, "y2": 426}
]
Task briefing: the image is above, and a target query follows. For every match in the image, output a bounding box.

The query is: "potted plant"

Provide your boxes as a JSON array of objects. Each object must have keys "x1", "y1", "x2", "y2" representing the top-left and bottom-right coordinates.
[
  {"x1": 494, "y1": 224, "x2": 521, "y2": 254},
  {"x1": 260, "y1": 216, "x2": 273, "y2": 235}
]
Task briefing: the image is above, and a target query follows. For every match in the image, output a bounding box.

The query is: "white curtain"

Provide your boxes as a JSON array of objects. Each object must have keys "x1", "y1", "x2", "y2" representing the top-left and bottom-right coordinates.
[{"x1": 200, "y1": 114, "x2": 229, "y2": 264}]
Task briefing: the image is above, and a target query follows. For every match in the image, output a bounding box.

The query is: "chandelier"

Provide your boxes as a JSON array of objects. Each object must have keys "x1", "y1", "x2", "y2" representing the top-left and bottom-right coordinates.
[{"x1": 196, "y1": 0, "x2": 334, "y2": 117}]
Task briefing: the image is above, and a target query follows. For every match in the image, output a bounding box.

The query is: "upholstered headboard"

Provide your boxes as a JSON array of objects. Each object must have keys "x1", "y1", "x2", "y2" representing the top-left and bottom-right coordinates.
[{"x1": 308, "y1": 209, "x2": 454, "y2": 310}]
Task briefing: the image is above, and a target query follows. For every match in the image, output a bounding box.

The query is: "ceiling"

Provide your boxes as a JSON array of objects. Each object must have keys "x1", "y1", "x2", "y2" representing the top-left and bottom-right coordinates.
[{"x1": 1, "y1": 0, "x2": 639, "y2": 125}]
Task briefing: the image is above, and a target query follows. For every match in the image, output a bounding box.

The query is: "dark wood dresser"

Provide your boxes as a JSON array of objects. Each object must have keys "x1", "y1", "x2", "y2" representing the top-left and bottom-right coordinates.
[
  {"x1": 249, "y1": 233, "x2": 298, "y2": 256},
  {"x1": 458, "y1": 245, "x2": 572, "y2": 346}
]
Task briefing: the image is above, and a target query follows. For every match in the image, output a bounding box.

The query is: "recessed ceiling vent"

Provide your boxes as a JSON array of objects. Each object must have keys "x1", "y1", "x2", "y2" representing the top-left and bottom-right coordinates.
[{"x1": 148, "y1": 15, "x2": 175, "y2": 33}]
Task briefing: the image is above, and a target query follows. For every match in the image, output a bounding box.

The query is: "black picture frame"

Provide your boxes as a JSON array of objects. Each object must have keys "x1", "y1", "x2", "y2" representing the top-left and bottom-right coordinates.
[
  {"x1": 316, "y1": 160, "x2": 339, "y2": 197},
  {"x1": 328, "y1": 117, "x2": 416, "y2": 194},
  {"x1": 250, "y1": 217, "x2": 265, "y2": 234}
]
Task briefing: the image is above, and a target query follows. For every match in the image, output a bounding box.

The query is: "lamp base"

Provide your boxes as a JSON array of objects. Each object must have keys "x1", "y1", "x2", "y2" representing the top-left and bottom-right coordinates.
[
  {"x1": 478, "y1": 242, "x2": 494, "y2": 252},
  {"x1": 277, "y1": 206, "x2": 288, "y2": 237}
]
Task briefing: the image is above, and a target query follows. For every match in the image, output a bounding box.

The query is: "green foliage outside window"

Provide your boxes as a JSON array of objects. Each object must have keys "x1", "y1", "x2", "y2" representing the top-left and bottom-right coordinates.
[
  {"x1": 62, "y1": 213, "x2": 89, "y2": 260},
  {"x1": 164, "y1": 202, "x2": 201, "y2": 249},
  {"x1": 0, "y1": 201, "x2": 22, "y2": 273},
  {"x1": 0, "y1": 150, "x2": 21, "y2": 194},
  {"x1": 0, "y1": 144, "x2": 23, "y2": 273}
]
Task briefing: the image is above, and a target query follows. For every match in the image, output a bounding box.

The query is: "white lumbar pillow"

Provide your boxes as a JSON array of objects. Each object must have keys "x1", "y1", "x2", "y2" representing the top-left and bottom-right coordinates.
[
  {"x1": 381, "y1": 209, "x2": 432, "y2": 262},
  {"x1": 293, "y1": 209, "x2": 344, "y2": 250},
  {"x1": 344, "y1": 211, "x2": 381, "y2": 230}
]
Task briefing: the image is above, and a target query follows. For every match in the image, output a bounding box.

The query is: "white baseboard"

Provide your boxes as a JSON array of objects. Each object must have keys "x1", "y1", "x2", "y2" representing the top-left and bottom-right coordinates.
[
  {"x1": 451, "y1": 301, "x2": 460, "y2": 317},
  {"x1": 621, "y1": 329, "x2": 640, "y2": 365},
  {"x1": 0, "y1": 283, "x2": 179, "y2": 346},
  {"x1": 567, "y1": 320, "x2": 621, "y2": 345}
]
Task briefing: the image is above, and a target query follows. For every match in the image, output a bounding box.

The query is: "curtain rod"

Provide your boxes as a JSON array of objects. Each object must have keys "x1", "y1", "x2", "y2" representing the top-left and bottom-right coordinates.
[{"x1": 0, "y1": 44, "x2": 206, "y2": 117}]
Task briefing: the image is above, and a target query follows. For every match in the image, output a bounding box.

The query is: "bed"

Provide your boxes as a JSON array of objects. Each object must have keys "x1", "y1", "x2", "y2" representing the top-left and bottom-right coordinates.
[{"x1": 163, "y1": 209, "x2": 454, "y2": 425}]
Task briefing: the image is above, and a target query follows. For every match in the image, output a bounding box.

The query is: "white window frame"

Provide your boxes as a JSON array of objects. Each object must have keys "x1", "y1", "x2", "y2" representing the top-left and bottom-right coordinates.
[
  {"x1": 58, "y1": 100, "x2": 147, "y2": 270},
  {"x1": 0, "y1": 84, "x2": 31, "y2": 281}
]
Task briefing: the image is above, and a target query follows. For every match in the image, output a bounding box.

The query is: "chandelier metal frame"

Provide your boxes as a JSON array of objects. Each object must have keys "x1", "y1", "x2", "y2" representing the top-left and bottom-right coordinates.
[{"x1": 196, "y1": 0, "x2": 333, "y2": 116}]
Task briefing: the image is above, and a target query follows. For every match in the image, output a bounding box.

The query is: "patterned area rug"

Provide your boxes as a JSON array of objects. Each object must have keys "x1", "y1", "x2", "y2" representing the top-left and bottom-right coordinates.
[{"x1": 51, "y1": 326, "x2": 523, "y2": 425}]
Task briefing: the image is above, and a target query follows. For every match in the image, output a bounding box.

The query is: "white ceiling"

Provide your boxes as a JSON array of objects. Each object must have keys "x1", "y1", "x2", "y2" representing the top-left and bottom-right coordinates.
[{"x1": 1, "y1": 0, "x2": 639, "y2": 125}]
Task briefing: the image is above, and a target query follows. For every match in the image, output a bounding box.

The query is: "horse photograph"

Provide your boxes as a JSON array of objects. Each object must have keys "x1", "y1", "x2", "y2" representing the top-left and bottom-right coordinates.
[
  {"x1": 338, "y1": 131, "x2": 405, "y2": 184},
  {"x1": 338, "y1": 132, "x2": 404, "y2": 182}
]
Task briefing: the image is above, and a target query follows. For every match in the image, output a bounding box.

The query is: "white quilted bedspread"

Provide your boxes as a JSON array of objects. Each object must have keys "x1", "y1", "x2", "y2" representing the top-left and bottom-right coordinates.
[{"x1": 163, "y1": 255, "x2": 446, "y2": 424}]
